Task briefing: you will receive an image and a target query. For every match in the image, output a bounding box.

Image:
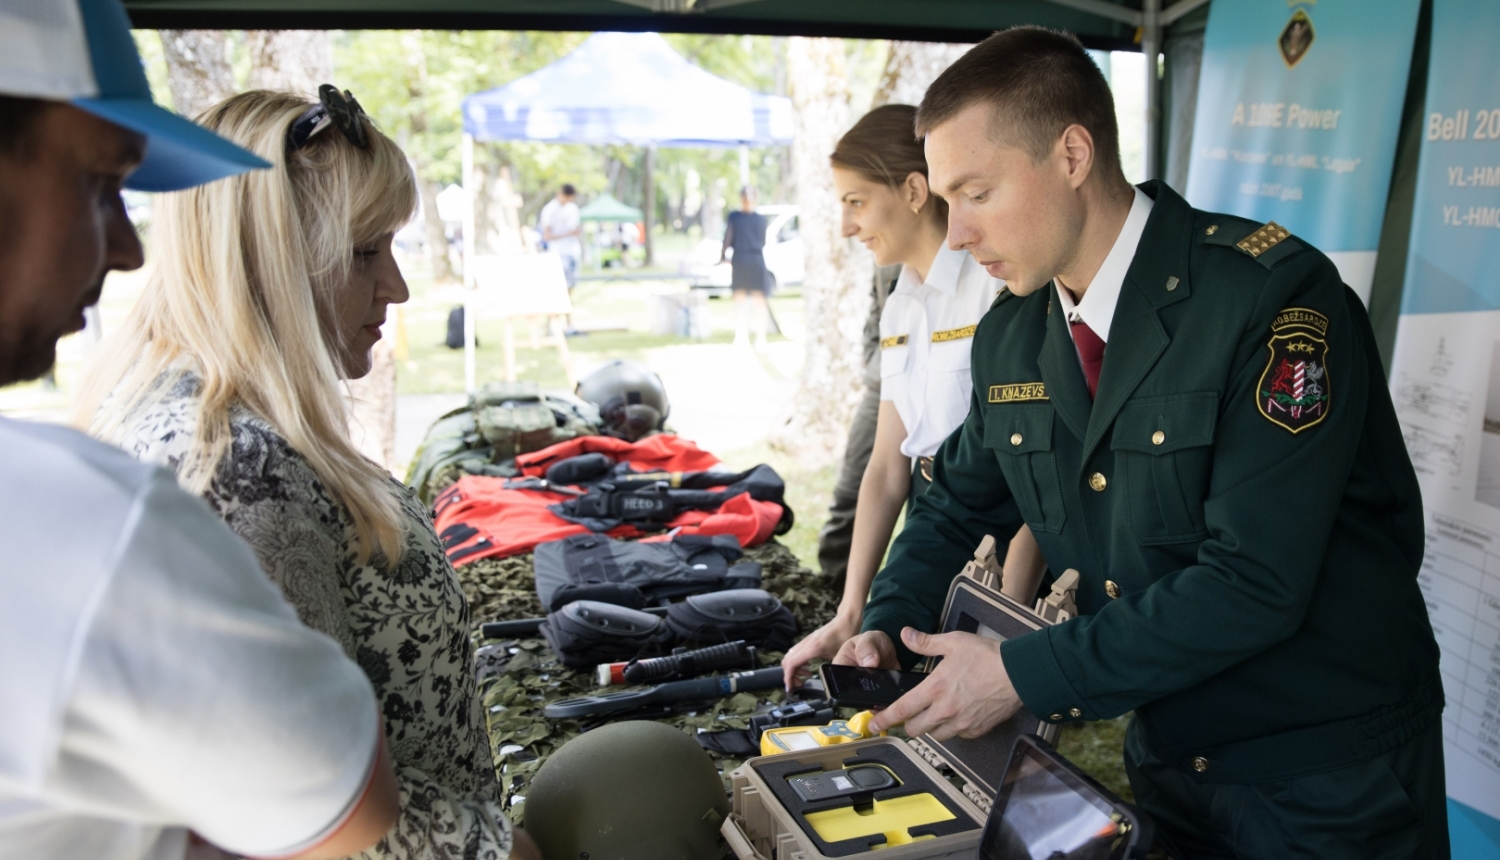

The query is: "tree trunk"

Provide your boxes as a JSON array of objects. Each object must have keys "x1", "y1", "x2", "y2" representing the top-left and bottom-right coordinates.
[
  {"x1": 771, "y1": 36, "x2": 792, "y2": 203},
  {"x1": 775, "y1": 37, "x2": 871, "y2": 461},
  {"x1": 346, "y1": 338, "x2": 398, "y2": 474},
  {"x1": 243, "y1": 30, "x2": 333, "y2": 97},
  {"x1": 158, "y1": 30, "x2": 234, "y2": 119},
  {"x1": 642, "y1": 145, "x2": 656, "y2": 267},
  {"x1": 416, "y1": 176, "x2": 455, "y2": 283},
  {"x1": 871, "y1": 41, "x2": 974, "y2": 109},
  {"x1": 400, "y1": 31, "x2": 456, "y2": 284}
]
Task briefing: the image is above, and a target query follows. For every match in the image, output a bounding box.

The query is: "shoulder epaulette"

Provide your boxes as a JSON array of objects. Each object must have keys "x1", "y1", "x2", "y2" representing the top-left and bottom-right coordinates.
[{"x1": 1199, "y1": 217, "x2": 1305, "y2": 270}]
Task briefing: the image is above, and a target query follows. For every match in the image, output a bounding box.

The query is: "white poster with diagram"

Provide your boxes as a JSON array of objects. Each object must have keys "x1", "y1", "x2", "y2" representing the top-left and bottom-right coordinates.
[{"x1": 1387, "y1": 0, "x2": 1500, "y2": 852}]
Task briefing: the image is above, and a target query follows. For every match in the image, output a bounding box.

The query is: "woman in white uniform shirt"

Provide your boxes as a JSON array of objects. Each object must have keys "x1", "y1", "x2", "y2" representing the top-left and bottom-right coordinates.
[{"x1": 784, "y1": 106, "x2": 1045, "y2": 686}]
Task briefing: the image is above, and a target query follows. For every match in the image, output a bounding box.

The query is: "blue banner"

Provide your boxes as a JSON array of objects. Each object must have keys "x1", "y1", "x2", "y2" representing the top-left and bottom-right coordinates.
[
  {"x1": 1185, "y1": 0, "x2": 1420, "y2": 302},
  {"x1": 1389, "y1": 0, "x2": 1500, "y2": 855}
]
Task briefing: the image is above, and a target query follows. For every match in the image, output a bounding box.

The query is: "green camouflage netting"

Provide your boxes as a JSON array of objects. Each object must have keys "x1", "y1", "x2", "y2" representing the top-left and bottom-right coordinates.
[
  {"x1": 460, "y1": 539, "x2": 849, "y2": 825},
  {"x1": 457, "y1": 538, "x2": 1132, "y2": 826}
]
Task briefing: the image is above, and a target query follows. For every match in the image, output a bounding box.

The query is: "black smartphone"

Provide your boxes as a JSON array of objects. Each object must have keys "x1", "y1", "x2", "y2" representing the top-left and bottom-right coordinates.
[{"x1": 818, "y1": 664, "x2": 928, "y2": 709}]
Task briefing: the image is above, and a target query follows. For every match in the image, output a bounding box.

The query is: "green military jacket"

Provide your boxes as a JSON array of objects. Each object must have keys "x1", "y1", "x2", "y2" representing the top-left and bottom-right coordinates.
[{"x1": 862, "y1": 181, "x2": 1441, "y2": 784}]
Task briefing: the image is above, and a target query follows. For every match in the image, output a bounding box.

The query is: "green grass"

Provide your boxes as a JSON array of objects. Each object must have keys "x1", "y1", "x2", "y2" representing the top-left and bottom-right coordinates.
[{"x1": 395, "y1": 273, "x2": 804, "y2": 396}]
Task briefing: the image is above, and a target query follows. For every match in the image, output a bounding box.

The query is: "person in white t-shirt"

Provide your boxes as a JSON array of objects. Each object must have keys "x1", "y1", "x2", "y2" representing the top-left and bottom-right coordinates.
[
  {"x1": 539, "y1": 184, "x2": 583, "y2": 288},
  {"x1": 0, "y1": 2, "x2": 399, "y2": 858},
  {"x1": 783, "y1": 105, "x2": 1046, "y2": 688}
]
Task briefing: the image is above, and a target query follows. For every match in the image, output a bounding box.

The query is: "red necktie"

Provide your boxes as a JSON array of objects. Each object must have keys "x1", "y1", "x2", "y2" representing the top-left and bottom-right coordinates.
[{"x1": 1070, "y1": 319, "x2": 1105, "y2": 400}]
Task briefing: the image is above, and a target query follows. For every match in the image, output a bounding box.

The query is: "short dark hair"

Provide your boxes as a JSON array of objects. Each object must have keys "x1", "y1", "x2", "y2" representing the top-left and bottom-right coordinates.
[
  {"x1": 561, "y1": 183, "x2": 577, "y2": 196},
  {"x1": 0, "y1": 95, "x2": 50, "y2": 157},
  {"x1": 916, "y1": 27, "x2": 1122, "y2": 179},
  {"x1": 831, "y1": 104, "x2": 948, "y2": 224}
]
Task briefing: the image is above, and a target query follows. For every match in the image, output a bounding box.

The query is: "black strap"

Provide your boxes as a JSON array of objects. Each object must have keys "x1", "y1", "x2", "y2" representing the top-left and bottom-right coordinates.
[{"x1": 446, "y1": 535, "x2": 492, "y2": 563}]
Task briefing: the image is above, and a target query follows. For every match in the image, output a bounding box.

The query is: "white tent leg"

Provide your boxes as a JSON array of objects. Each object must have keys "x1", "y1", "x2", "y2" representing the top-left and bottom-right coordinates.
[
  {"x1": 739, "y1": 144, "x2": 750, "y2": 189},
  {"x1": 462, "y1": 132, "x2": 477, "y2": 392}
]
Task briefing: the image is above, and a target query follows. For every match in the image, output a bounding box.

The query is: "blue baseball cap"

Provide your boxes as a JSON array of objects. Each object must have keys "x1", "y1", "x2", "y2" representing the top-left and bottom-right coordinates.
[{"x1": 0, "y1": 0, "x2": 269, "y2": 191}]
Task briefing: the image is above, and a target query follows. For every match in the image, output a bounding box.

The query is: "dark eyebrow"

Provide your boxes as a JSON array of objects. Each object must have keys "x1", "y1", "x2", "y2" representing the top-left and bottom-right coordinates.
[{"x1": 944, "y1": 173, "x2": 985, "y2": 195}]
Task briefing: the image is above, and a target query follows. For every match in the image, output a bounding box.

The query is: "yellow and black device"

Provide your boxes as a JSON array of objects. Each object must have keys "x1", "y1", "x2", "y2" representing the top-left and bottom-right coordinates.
[
  {"x1": 759, "y1": 710, "x2": 881, "y2": 756},
  {"x1": 722, "y1": 537, "x2": 1079, "y2": 860}
]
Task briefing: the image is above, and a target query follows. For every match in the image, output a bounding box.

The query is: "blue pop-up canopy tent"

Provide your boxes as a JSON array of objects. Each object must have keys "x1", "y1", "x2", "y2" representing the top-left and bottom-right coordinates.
[
  {"x1": 460, "y1": 31, "x2": 793, "y2": 147},
  {"x1": 455, "y1": 32, "x2": 793, "y2": 388}
]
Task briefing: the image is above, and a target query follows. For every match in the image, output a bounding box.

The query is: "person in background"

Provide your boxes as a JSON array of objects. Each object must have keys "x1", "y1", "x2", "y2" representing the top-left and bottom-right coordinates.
[
  {"x1": 783, "y1": 105, "x2": 1046, "y2": 689},
  {"x1": 540, "y1": 183, "x2": 582, "y2": 289},
  {"x1": 0, "y1": 1, "x2": 401, "y2": 858},
  {"x1": 75, "y1": 88, "x2": 539, "y2": 860},
  {"x1": 815, "y1": 261, "x2": 899, "y2": 591},
  {"x1": 721, "y1": 185, "x2": 773, "y2": 350}
]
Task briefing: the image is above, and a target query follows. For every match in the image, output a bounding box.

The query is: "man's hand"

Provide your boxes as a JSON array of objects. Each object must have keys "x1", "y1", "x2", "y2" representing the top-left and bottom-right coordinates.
[
  {"x1": 831, "y1": 630, "x2": 900, "y2": 671},
  {"x1": 867, "y1": 628, "x2": 1023, "y2": 740}
]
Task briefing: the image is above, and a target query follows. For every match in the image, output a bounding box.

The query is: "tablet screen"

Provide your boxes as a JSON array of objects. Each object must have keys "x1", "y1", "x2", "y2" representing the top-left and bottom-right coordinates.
[{"x1": 981, "y1": 743, "x2": 1123, "y2": 860}]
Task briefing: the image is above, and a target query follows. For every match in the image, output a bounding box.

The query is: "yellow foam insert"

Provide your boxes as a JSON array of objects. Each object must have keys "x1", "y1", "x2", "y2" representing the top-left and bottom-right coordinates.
[{"x1": 804, "y1": 793, "x2": 956, "y2": 846}]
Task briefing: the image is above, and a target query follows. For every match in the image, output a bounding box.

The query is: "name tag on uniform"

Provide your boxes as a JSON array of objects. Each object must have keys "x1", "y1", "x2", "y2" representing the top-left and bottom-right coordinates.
[
  {"x1": 931, "y1": 325, "x2": 977, "y2": 343},
  {"x1": 880, "y1": 335, "x2": 908, "y2": 349},
  {"x1": 988, "y1": 382, "x2": 1049, "y2": 403}
]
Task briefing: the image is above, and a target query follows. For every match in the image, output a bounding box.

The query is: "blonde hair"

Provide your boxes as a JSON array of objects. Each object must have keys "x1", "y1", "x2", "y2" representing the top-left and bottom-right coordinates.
[{"x1": 75, "y1": 90, "x2": 418, "y2": 565}]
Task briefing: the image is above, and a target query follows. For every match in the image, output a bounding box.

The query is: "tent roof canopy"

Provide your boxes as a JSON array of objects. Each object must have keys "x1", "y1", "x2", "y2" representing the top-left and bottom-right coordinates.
[
  {"x1": 123, "y1": 0, "x2": 1182, "y2": 49},
  {"x1": 462, "y1": 31, "x2": 792, "y2": 147},
  {"x1": 579, "y1": 193, "x2": 644, "y2": 221}
]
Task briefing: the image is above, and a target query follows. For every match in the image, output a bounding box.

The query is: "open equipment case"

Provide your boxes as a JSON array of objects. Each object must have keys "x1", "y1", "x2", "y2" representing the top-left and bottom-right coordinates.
[{"x1": 722, "y1": 537, "x2": 1112, "y2": 859}]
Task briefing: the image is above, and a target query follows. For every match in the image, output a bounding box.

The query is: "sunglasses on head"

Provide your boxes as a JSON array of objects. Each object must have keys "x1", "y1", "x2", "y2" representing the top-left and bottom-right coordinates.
[{"x1": 286, "y1": 84, "x2": 370, "y2": 153}]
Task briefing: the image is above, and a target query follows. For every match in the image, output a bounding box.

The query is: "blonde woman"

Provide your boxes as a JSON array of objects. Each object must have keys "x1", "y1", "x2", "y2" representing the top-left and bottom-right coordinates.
[{"x1": 75, "y1": 89, "x2": 539, "y2": 860}]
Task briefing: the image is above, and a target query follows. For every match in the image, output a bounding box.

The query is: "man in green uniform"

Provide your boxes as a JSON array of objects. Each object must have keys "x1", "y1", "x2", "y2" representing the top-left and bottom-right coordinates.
[{"x1": 834, "y1": 27, "x2": 1447, "y2": 859}]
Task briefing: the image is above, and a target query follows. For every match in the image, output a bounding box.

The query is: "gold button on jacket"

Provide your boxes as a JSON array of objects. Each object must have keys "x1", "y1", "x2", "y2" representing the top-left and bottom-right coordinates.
[
  {"x1": 1089, "y1": 472, "x2": 1107, "y2": 492},
  {"x1": 1105, "y1": 580, "x2": 1121, "y2": 599},
  {"x1": 1192, "y1": 757, "x2": 1210, "y2": 773}
]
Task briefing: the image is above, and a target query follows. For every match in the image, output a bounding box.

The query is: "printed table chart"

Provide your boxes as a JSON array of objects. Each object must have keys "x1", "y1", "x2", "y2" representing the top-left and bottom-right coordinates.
[{"x1": 1422, "y1": 513, "x2": 1500, "y2": 784}]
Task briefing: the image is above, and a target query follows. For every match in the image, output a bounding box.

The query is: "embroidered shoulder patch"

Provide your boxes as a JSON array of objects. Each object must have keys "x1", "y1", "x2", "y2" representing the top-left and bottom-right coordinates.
[
  {"x1": 1256, "y1": 307, "x2": 1330, "y2": 433},
  {"x1": 989, "y1": 382, "x2": 1048, "y2": 403},
  {"x1": 880, "y1": 335, "x2": 908, "y2": 349},
  {"x1": 932, "y1": 324, "x2": 977, "y2": 343}
]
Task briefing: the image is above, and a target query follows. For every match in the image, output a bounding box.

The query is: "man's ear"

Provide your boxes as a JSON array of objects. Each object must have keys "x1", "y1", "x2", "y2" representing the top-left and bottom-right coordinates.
[
  {"x1": 904, "y1": 171, "x2": 931, "y2": 215},
  {"x1": 1058, "y1": 124, "x2": 1096, "y2": 190}
]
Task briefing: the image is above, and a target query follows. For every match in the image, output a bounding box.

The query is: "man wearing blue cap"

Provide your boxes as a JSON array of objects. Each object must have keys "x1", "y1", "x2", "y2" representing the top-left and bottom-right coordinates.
[{"x1": 0, "y1": 2, "x2": 404, "y2": 858}]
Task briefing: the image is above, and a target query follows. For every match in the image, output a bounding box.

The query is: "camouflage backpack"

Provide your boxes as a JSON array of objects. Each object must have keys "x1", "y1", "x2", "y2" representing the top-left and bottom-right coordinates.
[{"x1": 405, "y1": 381, "x2": 601, "y2": 504}]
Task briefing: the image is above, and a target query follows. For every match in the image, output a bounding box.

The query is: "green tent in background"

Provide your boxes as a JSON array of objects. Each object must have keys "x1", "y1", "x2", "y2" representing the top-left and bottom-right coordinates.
[{"x1": 578, "y1": 193, "x2": 644, "y2": 223}]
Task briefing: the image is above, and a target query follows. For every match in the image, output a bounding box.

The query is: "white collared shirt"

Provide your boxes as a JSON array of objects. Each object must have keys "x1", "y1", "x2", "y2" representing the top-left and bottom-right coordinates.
[
  {"x1": 0, "y1": 418, "x2": 380, "y2": 860},
  {"x1": 1055, "y1": 187, "x2": 1154, "y2": 344},
  {"x1": 880, "y1": 245, "x2": 1005, "y2": 458}
]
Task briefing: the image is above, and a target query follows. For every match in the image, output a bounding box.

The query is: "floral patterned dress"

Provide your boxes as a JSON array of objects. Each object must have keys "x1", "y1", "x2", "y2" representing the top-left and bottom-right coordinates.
[{"x1": 119, "y1": 374, "x2": 513, "y2": 860}]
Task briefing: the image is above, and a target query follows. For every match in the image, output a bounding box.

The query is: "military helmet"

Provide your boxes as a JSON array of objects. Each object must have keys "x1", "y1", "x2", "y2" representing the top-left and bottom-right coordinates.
[
  {"x1": 575, "y1": 360, "x2": 669, "y2": 442},
  {"x1": 524, "y1": 721, "x2": 728, "y2": 860}
]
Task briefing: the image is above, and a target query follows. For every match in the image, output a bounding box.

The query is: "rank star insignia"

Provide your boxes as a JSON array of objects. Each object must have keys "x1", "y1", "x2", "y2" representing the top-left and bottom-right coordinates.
[{"x1": 1257, "y1": 307, "x2": 1331, "y2": 433}]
